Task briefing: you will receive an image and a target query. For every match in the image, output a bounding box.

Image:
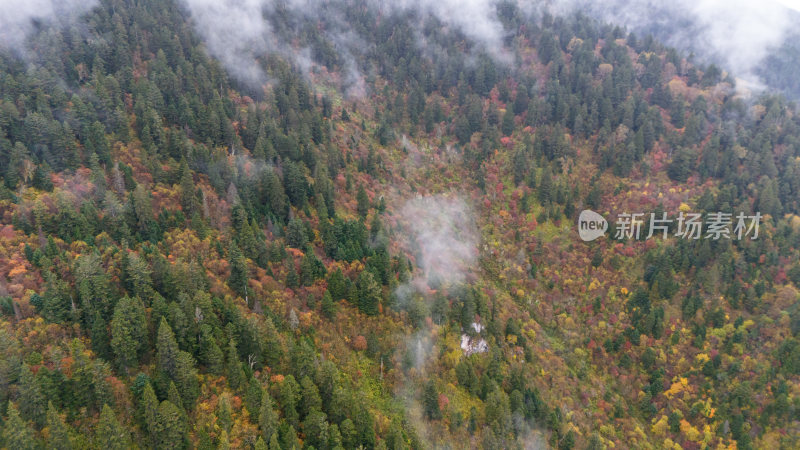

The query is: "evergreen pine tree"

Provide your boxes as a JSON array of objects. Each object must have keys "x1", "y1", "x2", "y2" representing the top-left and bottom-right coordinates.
[
  {"x1": 321, "y1": 290, "x2": 337, "y2": 320},
  {"x1": 199, "y1": 325, "x2": 224, "y2": 375},
  {"x1": 110, "y1": 296, "x2": 147, "y2": 370},
  {"x1": 356, "y1": 271, "x2": 381, "y2": 316},
  {"x1": 157, "y1": 318, "x2": 179, "y2": 377},
  {"x1": 95, "y1": 404, "x2": 130, "y2": 450},
  {"x1": 18, "y1": 364, "x2": 46, "y2": 427},
  {"x1": 141, "y1": 382, "x2": 159, "y2": 445},
  {"x1": 154, "y1": 400, "x2": 186, "y2": 449},
  {"x1": 226, "y1": 338, "x2": 245, "y2": 390},
  {"x1": 2, "y1": 403, "x2": 37, "y2": 450},
  {"x1": 228, "y1": 242, "x2": 249, "y2": 298},
  {"x1": 46, "y1": 402, "x2": 72, "y2": 449},
  {"x1": 502, "y1": 107, "x2": 515, "y2": 136},
  {"x1": 356, "y1": 184, "x2": 369, "y2": 218},
  {"x1": 259, "y1": 389, "x2": 279, "y2": 442},
  {"x1": 423, "y1": 380, "x2": 442, "y2": 420}
]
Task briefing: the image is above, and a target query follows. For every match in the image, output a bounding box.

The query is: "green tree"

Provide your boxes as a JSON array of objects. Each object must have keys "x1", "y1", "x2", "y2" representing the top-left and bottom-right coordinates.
[
  {"x1": 667, "y1": 148, "x2": 694, "y2": 182},
  {"x1": 110, "y1": 296, "x2": 147, "y2": 370},
  {"x1": 423, "y1": 380, "x2": 441, "y2": 420},
  {"x1": 279, "y1": 375, "x2": 300, "y2": 427},
  {"x1": 300, "y1": 376, "x2": 322, "y2": 418},
  {"x1": 326, "y1": 269, "x2": 347, "y2": 301},
  {"x1": 226, "y1": 338, "x2": 245, "y2": 391},
  {"x1": 173, "y1": 352, "x2": 200, "y2": 409},
  {"x1": 455, "y1": 115, "x2": 472, "y2": 145},
  {"x1": 46, "y1": 401, "x2": 73, "y2": 449},
  {"x1": 178, "y1": 161, "x2": 198, "y2": 216},
  {"x1": 228, "y1": 242, "x2": 249, "y2": 298},
  {"x1": 670, "y1": 99, "x2": 685, "y2": 128},
  {"x1": 502, "y1": 107, "x2": 515, "y2": 136},
  {"x1": 757, "y1": 178, "x2": 782, "y2": 218},
  {"x1": 356, "y1": 184, "x2": 369, "y2": 218},
  {"x1": 286, "y1": 261, "x2": 299, "y2": 289},
  {"x1": 255, "y1": 436, "x2": 268, "y2": 450},
  {"x1": 286, "y1": 218, "x2": 307, "y2": 249},
  {"x1": 95, "y1": 404, "x2": 131, "y2": 450},
  {"x1": 154, "y1": 400, "x2": 187, "y2": 449},
  {"x1": 155, "y1": 317, "x2": 199, "y2": 407},
  {"x1": 263, "y1": 170, "x2": 287, "y2": 218},
  {"x1": 3, "y1": 402, "x2": 37, "y2": 450},
  {"x1": 356, "y1": 271, "x2": 381, "y2": 316},
  {"x1": 259, "y1": 389, "x2": 279, "y2": 442},
  {"x1": 300, "y1": 250, "x2": 326, "y2": 286},
  {"x1": 199, "y1": 325, "x2": 224, "y2": 375},
  {"x1": 123, "y1": 251, "x2": 153, "y2": 299},
  {"x1": 41, "y1": 271, "x2": 73, "y2": 323},
  {"x1": 283, "y1": 161, "x2": 307, "y2": 207},
  {"x1": 141, "y1": 382, "x2": 159, "y2": 445},
  {"x1": 321, "y1": 290, "x2": 337, "y2": 320},
  {"x1": 217, "y1": 430, "x2": 231, "y2": 450},
  {"x1": 303, "y1": 410, "x2": 329, "y2": 449},
  {"x1": 18, "y1": 364, "x2": 46, "y2": 427},
  {"x1": 157, "y1": 318, "x2": 179, "y2": 376},
  {"x1": 485, "y1": 387, "x2": 512, "y2": 435},
  {"x1": 216, "y1": 393, "x2": 233, "y2": 433},
  {"x1": 245, "y1": 378, "x2": 263, "y2": 419}
]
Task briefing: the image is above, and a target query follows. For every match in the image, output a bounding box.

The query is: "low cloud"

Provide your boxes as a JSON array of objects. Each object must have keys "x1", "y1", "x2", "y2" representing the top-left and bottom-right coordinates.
[
  {"x1": 179, "y1": 0, "x2": 270, "y2": 87},
  {"x1": 0, "y1": 0, "x2": 98, "y2": 58},
  {"x1": 179, "y1": 0, "x2": 514, "y2": 92},
  {"x1": 550, "y1": 0, "x2": 799, "y2": 91},
  {"x1": 395, "y1": 194, "x2": 478, "y2": 291}
]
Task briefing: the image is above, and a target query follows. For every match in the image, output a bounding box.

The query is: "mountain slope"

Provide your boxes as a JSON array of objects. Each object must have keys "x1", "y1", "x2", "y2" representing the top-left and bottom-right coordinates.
[{"x1": 0, "y1": 1, "x2": 799, "y2": 449}]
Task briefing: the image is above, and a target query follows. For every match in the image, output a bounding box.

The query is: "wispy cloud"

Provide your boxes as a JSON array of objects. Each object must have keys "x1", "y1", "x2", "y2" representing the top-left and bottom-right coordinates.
[
  {"x1": 179, "y1": 0, "x2": 515, "y2": 91},
  {"x1": 0, "y1": 0, "x2": 98, "y2": 57},
  {"x1": 395, "y1": 194, "x2": 478, "y2": 291},
  {"x1": 550, "y1": 0, "x2": 799, "y2": 90}
]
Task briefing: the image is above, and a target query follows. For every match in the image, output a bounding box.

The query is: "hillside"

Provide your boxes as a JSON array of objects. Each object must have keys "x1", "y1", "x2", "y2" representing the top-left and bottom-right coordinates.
[{"x1": 1, "y1": 1, "x2": 799, "y2": 449}]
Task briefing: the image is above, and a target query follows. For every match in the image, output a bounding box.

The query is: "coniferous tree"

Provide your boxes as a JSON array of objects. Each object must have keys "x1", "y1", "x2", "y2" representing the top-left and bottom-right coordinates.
[
  {"x1": 670, "y1": 99, "x2": 685, "y2": 128},
  {"x1": 286, "y1": 260, "x2": 299, "y2": 289},
  {"x1": 41, "y1": 271, "x2": 72, "y2": 323},
  {"x1": 95, "y1": 404, "x2": 130, "y2": 450},
  {"x1": 141, "y1": 382, "x2": 159, "y2": 446},
  {"x1": 110, "y1": 296, "x2": 147, "y2": 370},
  {"x1": 178, "y1": 161, "x2": 198, "y2": 216},
  {"x1": 226, "y1": 338, "x2": 245, "y2": 391},
  {"x1": 423, "y1": 380, "x2": 442, "y2": 420},
  {"x1": 245, "y1": 378, "x2": 263, "y2": 419},
  {"x1": 199, "y1": 325, "x2": 224, "y2": 375},
  {"x1": 3, "y1": 403, "x2": 37, "y2": 450},
  {"x1": 173, "y1": 352, "x2": 200, "y2": 410},
  {"x1": 356, "y1": 270, "x2": 381, "y2": 316},
  {"x1": 326, "y1": 269, "x2": 347, "y2": 301},
  {"x1": 154, "y1": 400, "x2": 187, "y2": 449},
  {"x1": 502, "y1": 107, "x2": 515, "y2": 136},
  {"x1": 279, "y1": 374, "x2": 300, "y2": 427},
  {"x1": 259, "y1": 388, "x2": 279, "y2": 442},
  {"x1": 216, "y1": 393, "x2": 233, "y2": 433},
  {"x1": 228, "y1": 242, "x2": 249, "y2": 298},
  {"x1": 18, "y1": 364, "x2": 46, "y2": 427},
  {"x1": 321, "y1": 290, "x2": 337, "y2": 319},
  {"x1": 286, "y1": 218, "x2": 307, "y2": 249},
  {"x1": 46, "y1": 402, "x2": 73, "y2": 449},
  {"x1": 356, "y1": 184, "x2": 369, "y2": 218},
  {"x1": 255, "y1": 437, "x2": 268, "y2": 450},
  {"x1": 157, "y1": 318, "x2": 179, "y2": 377}
]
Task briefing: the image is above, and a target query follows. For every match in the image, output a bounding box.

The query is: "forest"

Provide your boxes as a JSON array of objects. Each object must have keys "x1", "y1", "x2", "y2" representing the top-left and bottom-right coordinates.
[{"x1": 0, "y1": 0, "x2": 799, "y2": 448}]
